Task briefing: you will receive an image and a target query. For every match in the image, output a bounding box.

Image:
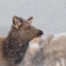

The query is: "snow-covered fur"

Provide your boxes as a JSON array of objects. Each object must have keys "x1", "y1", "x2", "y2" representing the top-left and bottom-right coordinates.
[{"x1": 23, "y1": 33, "x2": 66, "y2": 66}]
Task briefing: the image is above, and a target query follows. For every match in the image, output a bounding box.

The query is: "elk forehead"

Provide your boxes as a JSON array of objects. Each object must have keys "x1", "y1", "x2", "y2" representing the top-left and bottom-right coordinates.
[{"x1": 24, "y1": 23, "x2": 31, "y2": 27}]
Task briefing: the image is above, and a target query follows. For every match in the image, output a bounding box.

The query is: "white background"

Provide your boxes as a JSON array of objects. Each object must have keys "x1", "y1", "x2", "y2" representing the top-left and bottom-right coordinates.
[{"x1": 0, "y1": 0, "x2": 66, "y2": 36}]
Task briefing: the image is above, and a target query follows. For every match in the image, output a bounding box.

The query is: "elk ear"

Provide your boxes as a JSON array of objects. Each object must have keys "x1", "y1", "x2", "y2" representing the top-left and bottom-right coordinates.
[
  {"x1": 27, "y1": 16, "x2": 33, "y2": 24},
  {"x1": 13, "y1": 16, "x2": 22, "y2": 29}
]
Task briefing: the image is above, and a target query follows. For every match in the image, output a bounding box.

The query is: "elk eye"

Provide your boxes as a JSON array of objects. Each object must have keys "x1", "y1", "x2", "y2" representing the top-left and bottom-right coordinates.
[{"x1": 25, "y1": 26, "x2": 31, "y2": 30}]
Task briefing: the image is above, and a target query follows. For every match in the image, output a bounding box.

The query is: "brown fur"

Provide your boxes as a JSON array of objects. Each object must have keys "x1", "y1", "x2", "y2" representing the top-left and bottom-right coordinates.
[
  {"x1": 0, "y1": 36, "x2": 7, "y2": 66},
  {"x1": 0, "y1": 16, "x2": 43, "y2": 66}
]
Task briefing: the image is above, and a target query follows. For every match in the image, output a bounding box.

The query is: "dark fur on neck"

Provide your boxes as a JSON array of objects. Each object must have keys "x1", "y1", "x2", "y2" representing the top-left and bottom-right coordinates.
[{"x1": 2, "y1": 26, "x2": 29, "y2": 66}]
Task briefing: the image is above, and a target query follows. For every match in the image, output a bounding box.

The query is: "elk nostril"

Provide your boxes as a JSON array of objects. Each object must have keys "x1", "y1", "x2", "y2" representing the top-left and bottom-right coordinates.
[
  {"x1": 39, "y1": 31, "x2": 43, "y2": 35},
  {"x1": 37, "y1": 31, "x2": 43, "y2": 36}
]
